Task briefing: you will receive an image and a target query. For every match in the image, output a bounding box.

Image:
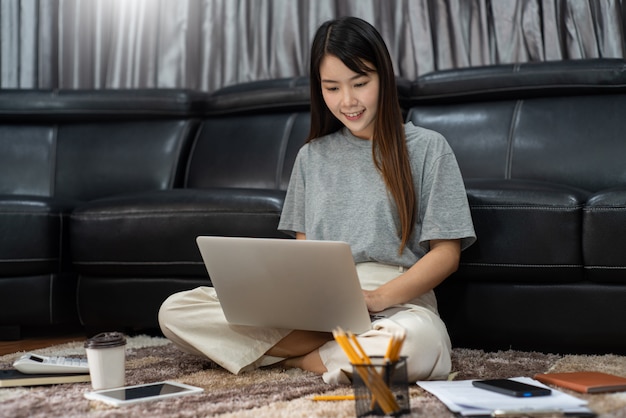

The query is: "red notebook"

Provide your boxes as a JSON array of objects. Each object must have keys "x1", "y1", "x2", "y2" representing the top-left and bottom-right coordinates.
[{"x1": 534, "y1": 371, "x2": 626, "y2": 394}]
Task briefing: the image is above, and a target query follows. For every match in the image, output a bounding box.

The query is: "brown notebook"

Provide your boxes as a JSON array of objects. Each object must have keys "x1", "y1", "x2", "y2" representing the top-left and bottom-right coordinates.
[
  {"x1": 0, "y1": 369, "x2": 90, "y2": 387},
  {"x1": 534, "y1": 371, "x2": 626, "y2": 393}
]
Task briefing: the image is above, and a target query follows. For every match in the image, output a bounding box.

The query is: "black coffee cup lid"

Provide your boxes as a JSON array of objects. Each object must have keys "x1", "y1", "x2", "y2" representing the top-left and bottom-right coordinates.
[{"x1": 84, "y1": 332, "x2": 127, "y2": 349}]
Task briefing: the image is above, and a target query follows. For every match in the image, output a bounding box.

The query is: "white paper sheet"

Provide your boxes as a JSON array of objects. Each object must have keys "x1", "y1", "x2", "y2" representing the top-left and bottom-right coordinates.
[{"x1": 418, "y1": 377, "x2": 593, "y2": 417}]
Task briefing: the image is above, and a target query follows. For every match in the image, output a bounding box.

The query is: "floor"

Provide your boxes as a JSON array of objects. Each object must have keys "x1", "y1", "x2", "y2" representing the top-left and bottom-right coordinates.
[{"x1": 0, "y1": 327, "x2": 87, "y2": 356}]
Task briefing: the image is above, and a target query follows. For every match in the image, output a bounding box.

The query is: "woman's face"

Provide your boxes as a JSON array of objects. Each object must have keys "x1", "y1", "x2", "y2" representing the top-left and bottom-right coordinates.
[{"x1": 319, "y1": 54, "x2": 379, "y2": 140}]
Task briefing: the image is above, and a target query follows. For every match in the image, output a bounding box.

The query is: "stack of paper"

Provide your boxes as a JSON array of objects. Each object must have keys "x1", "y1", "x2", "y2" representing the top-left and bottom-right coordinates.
[{"x1": 418, "y1": 377, "x2": 594, "y2": 417}]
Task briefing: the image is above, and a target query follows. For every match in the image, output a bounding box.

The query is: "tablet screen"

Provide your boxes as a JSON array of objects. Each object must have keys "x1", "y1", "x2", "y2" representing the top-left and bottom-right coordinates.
[{"x1": 100, "y1": 382, "x2": 189, "y2": 400}]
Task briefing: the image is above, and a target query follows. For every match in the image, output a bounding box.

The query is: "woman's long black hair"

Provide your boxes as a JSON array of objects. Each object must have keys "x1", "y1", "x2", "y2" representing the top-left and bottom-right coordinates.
[{"x1": 308, "y1": 16, "x2": 416, "y2": 254}]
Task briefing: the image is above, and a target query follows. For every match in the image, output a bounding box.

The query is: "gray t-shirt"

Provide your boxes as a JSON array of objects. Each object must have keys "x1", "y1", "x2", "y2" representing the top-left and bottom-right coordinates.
[{"x1": 278, "y1": 122, "x2": 476, "y2": 268}]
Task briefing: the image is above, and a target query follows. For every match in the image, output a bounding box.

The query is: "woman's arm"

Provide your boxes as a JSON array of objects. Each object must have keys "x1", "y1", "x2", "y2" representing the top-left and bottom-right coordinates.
[{"x1": 362, "y1": 239, "x2": 461, "y2": 313}]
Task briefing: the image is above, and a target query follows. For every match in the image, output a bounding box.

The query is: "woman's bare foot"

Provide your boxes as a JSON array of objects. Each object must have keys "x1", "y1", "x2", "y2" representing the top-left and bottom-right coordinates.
[
  {"x1": 283, "y1": 350, "x2": 327, "y2": 374},
  {"x1": 265, "y1": 330, "x2": 332, "y2": 373}
]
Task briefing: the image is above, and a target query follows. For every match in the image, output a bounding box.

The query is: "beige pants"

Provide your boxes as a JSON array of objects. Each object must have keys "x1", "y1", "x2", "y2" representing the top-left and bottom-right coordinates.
[{"x1": 158, "y1": 262, "x2": 452, "y2": 384}]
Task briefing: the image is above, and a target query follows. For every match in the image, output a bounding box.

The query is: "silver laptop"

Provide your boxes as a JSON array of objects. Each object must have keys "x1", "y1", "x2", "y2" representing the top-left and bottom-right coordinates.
[{"x1": 196, "y1": 236, "x2": 372, "y2": 334}]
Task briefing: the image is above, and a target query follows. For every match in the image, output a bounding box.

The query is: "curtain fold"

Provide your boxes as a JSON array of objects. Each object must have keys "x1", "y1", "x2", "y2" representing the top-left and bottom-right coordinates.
[{"x1": 0, "y1": 0, "x2": 624, "y2": 91}]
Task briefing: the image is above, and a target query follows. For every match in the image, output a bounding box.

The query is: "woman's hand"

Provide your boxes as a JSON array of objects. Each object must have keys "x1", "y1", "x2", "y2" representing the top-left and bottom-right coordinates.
[
  {"x1": 362, "y1": 289, "x2": 387, "y2": 313},
  {"x1": 362, "y1": 239, "x2": 461, "y2": 312}
]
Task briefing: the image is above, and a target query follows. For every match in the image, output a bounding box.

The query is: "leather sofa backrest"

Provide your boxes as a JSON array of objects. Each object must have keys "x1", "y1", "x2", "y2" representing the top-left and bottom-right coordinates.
[
  {"x1": 186, "y1": 78, "x2": 311, "y2": 191},
  {"x1": 0, "y1": 124, "x2": 55, "y2": 197},
  {"x1": 407, "y1": 59, "x2": 626, "y2": 192},
  {"x1": 0, "y1": 89, "x2": 208, "y2": 201},
  {"x1": 54, "y1": 120, "x2": 196, "y2": 200},
  {"x1": 510, "y1": 94, "x2": 626, "y2": 192}
]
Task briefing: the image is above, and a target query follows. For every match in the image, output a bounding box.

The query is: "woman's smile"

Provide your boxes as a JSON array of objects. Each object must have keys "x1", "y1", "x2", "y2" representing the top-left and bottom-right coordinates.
[{"x1": 344, "y1": 110, "x2": 365, "y2": 120}]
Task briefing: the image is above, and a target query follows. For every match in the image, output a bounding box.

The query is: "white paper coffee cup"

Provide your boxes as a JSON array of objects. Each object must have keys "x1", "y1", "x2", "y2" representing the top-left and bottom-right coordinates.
[{"x1": 84, "y1": 332, "x2": 127, "y2": 390}]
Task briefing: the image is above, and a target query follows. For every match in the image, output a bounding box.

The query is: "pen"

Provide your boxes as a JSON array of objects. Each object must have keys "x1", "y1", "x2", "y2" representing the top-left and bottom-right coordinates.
[{"x1": 311, "y1": 394, "x2": 355, "y2": 401}]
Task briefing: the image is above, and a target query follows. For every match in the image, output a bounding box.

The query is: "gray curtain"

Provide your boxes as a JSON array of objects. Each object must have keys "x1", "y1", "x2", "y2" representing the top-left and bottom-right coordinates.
[{"x1": 1, "y1": 0, "x2": 624, "y2": 91}]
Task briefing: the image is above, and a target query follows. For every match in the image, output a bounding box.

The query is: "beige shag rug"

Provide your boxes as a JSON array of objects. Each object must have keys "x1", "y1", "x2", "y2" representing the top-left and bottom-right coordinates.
[{"x1": 1, "y1": 335, "x2": 626, "y2": 417}]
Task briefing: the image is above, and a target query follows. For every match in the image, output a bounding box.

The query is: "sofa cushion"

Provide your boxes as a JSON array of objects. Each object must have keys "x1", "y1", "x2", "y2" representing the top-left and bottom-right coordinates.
[
  {"x1": 0, "y1": 274, "x2": 78, "y2": 325},
  {"x1": 436, "y1": 279, "x2": 626, "y2": 353},
  {"x1": 70, "y1": 189, "x2": 288, "y2": 277},
  {"x1": 408, "y1": 95, "x2": 626, "y2": 194},
  {"x1": 511, "y1": 95, "x2": 626, "y2": 193},
  {"x1": 0, "y1": 196, "x2": 75, "y2": 276},
  {"x1": 0, "y1": 126, "x2": 55, "y2": 197},
  {"x1": 0, "y1": 90, "x2": 204, "y2": 202},
  {"x1": 76, "y1": 276, "x2": 208, "y2": 330},
  {"x1": 55, "y1": 120, "x2": 197, "y2": 201},
  {"x1": 407, "y1": 102, "x2": 517, "y2": 179},
  {"x1": 461, "y1": 179, "x2": 589, "y2": 282},
  {"x1": 186, "y1": 112, "x2": 309, "y2": 191},
  {"x1": 583, "y1": 186, "x2": 626, "y2": 282}
]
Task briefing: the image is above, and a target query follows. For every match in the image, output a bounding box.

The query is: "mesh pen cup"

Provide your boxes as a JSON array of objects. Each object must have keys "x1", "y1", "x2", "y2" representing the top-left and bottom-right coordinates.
[{"x1": 351, "y1": 356, "x2": 410, "y2": 417}]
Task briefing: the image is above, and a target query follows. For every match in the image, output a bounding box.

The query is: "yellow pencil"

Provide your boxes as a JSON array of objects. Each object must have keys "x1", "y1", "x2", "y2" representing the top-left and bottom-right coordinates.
[
  {"x1": 349, "y1": 332, "x2": 370, "y2": 364},
  {"x1": 311, "y1": 395, "x2": 356, "y2": 401},
  {"x1": 332, "y1": 327, "x2": 399, "y2": 414},
  {"x1": 385, "y1": 330, "x2": 406, "y2": 362}
]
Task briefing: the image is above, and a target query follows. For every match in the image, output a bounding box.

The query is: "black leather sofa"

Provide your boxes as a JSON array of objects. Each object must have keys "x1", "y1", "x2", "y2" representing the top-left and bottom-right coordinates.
[
  {"x1": 408, "y1": 59, "x2": 626, "y2": 354},
  {"x1": 1, "y1": 59, "x2": 624, "y2": 356},
  {"x1": 0, "y1": 89, "x2": 210, "y2": 339}
]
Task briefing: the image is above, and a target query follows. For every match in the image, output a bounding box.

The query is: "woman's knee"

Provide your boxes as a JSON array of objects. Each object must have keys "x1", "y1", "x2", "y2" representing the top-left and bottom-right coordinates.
[
  {"x1": 158, "y1": 288, "x2": 204, "y2": 335},
  {"x1": 158, "y1": 292, "x2": 182, "y2": 329},
  {"x1": 403, "y1": 320, "x2": 451, "y2": 381}
]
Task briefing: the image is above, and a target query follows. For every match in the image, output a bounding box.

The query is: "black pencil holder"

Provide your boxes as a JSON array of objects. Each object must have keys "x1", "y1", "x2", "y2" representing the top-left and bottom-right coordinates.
[{"x1": 351, "y1": 356, "x2": 410, "y2": 417}]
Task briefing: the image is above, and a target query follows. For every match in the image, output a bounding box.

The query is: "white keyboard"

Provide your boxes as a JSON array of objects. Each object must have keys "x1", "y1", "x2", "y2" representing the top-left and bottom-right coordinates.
[{"x1": 13, "y1": 353, "x2": 89, "y2": 374}]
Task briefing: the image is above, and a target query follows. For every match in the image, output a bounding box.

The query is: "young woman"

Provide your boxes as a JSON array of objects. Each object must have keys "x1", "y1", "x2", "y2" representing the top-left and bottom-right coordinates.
[{"x1": 159, "y1": 16, "x2": 475, "y2": 385}]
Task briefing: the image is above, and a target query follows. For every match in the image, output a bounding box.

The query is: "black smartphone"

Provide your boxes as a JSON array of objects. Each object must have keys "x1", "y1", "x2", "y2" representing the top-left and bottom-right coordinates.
[{"x1": 472, "y1": 379, "x2": 551, "y2": 397}]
